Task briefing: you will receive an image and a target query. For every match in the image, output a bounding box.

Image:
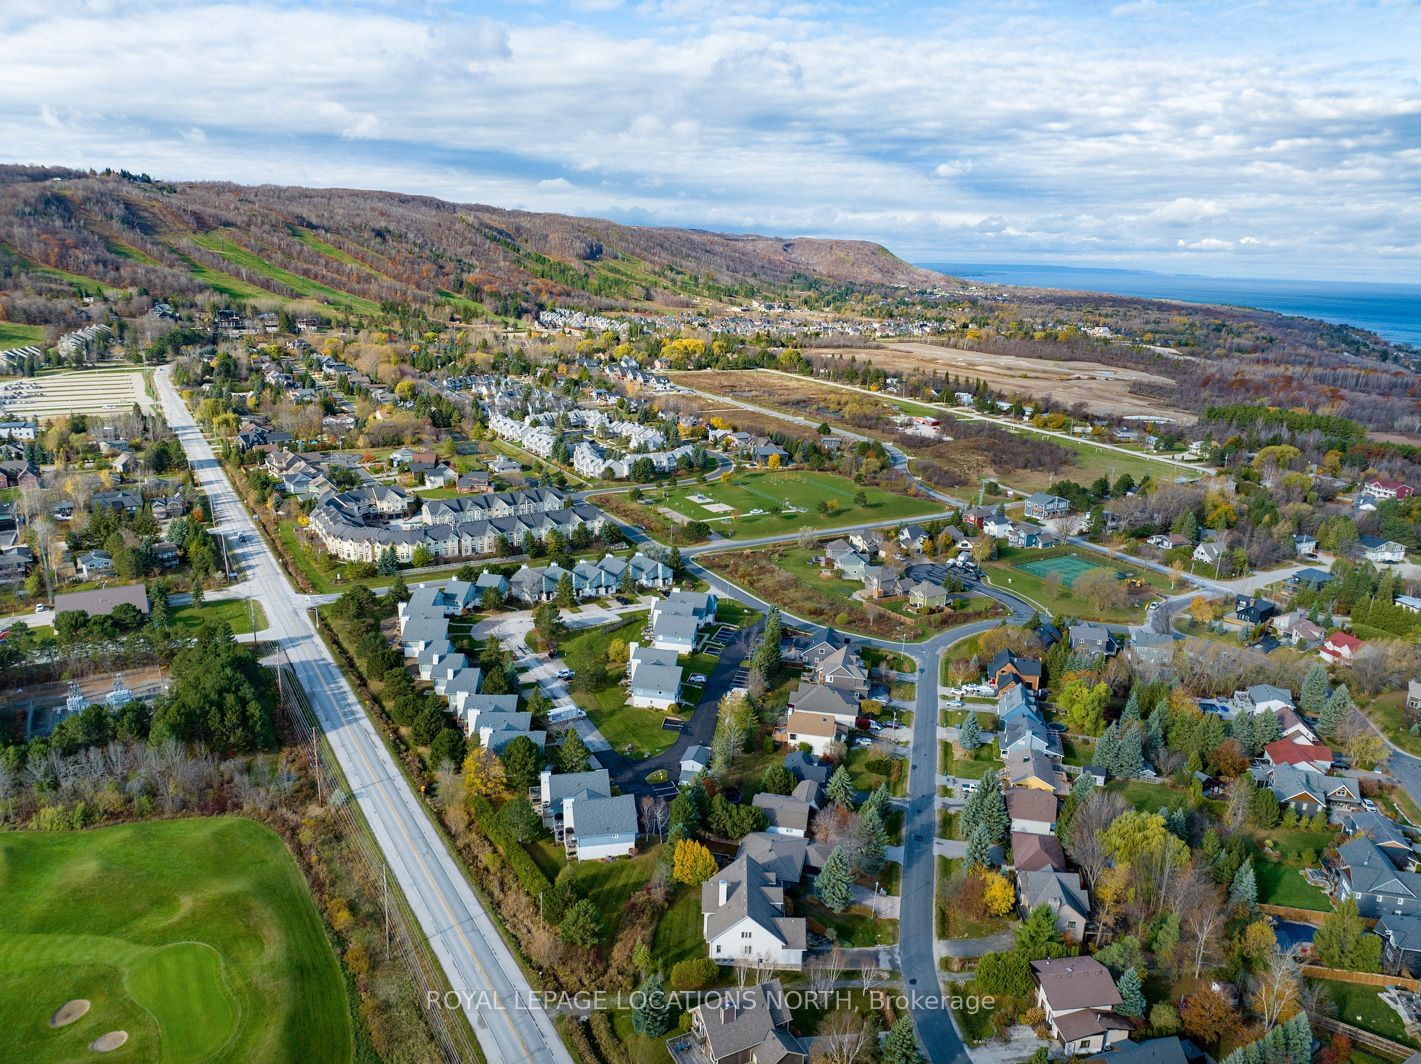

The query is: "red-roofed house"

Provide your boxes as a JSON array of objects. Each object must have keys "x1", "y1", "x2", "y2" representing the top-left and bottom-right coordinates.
[
  {"x1": 1365, "y1": 477, "x2": 1414, "y2": 500},
  {"x1": 1265, "y1": 739, "x2": 1333, "y2": 773},
  {"x1": 1321, "y1": 631, "x2": 1364, "y2": 666}
]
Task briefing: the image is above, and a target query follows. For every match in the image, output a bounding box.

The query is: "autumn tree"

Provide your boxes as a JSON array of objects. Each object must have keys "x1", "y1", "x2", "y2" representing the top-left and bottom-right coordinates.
[
  {"x1": 672, "y1": 839, "x2": 718, "y2": 885},
  {"x1": 462, "y1": 746, "x2": 508, "y2": 799}
]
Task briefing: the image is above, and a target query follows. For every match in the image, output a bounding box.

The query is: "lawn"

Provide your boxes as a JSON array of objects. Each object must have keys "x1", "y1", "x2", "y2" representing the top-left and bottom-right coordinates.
[
  {"x1": 0, "y1": 321, "x2": 45, "y2": 349},
  {"x1": 277, "y1": 519, "x2": 472, "y2": 596},
  {"x1": 567, "y1": 848, "x2": 661, "y2": 938},
  {"x1": 844, "y1": 747, "x2": 905, "y2": 797},
  {"x1": 1363, "y1": 690, "x2": 1421, "y2": 758},
  {"x1": 0, "y1": 818, "x2": 351, "y2": 1064},
  {"x1": 942, "y1": 740, "x2": 1003, "y2": 781},
  {"x1": 561, "y1": 613, "x2": 679, "y2": 758},
  {"x1": 652, "y1": 886, "x2": 706, "y2": 970},
  {"x1": 1314, "y1": 978, "x2": 1418, "y2": 1048},
  {"x1": 192, "y1": 231, "x2": 380, "y2": 315},
  {"x1": 799, "y1": 898, "x2": 898, "y2": 948},
  {"x1": 644, "y1": 469, "x2": 940, "y2": 539},
  {"x1": 171, "y1": 597, "x2": 268, "y2": 635},
  {"x1": 1255, "y1": 860, "x2": 1332, "y2": 911},
  {"x1": 981, "y1": 545, "x2": 1171, "y2": 624},
  {"x1": 1109, "y1": 779, "x2": 1189, "y2": 814}
]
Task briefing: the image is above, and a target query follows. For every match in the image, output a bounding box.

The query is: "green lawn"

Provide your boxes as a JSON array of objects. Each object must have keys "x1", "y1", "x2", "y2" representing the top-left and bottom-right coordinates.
[
  {"x1": 561, "y1": 614, "x2": 679, "y2": 758},
  {"x1": 1255, "y1": 860, "x2": 1332, "y2": 910},
  {"x1": 799, "y1": 899, "x2": 898, "y2": 947},
  {"x1": 0, "y1": 818, "x2": 351, "y2": 1064},
  {"x1": 0, "y1": 321, "x2": 45, "y2": 349},
  {"x1": 566, "y1": 848, "x2": 660, "y2": 938},
  {"x1": 1108, "y1": 779, "x2": 1189, "y2": 814},
  {"x1": 652, "y1": 886, "x2": 705, "y2": 970},
  {"x1": 844, "y1": 747, "x2": 904, "y2": 797},
  {"x1": 981, "y1": 545, "x2": 1171, "y2": 624},
  {"x1": 171, "y1": 597, "x2": 268, "y2": 635},
  {"x1": 645, "y1": 470, "x2": 939, "y2": 538},
  {"x1": 192, "y1": 231, "x2": 380, "y2": 315},
  {"x1": 714, "y1": 599, "x2": 761, "y2": 628},
  {"x1": 1314, "y1": 979, "x2": 1418, "y2": 1048},
  {"x1": 942, "y1": 740, "x2": 1003, "y2": 781}
]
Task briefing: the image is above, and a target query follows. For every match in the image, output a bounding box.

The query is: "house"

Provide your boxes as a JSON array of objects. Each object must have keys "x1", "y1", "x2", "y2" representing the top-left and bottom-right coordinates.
[
  {"x1": 1013, "y1": 831, "x2": 1068, "y2": 872},
  {"x1": 1360, "y1": 536, "x2": 1407, "y2": 565},
  {"x1": 1276, "y1": 706, "x2": 1318, "y2": 744},
  {"x1": 1086, "y1": 1037, "x2": 1208, "y2": 1064},
  {"x1": 1336, "y1": 835, "x2": 1421, "y2": 918},
  {"x1": 474, "y1": 571, "x2": 510, "y2": 599},
  {"x1": 898, "y1": 524, "x2": 931, "y2": 553},
  {"x1": 650, "y1": 590, "x2": 717, "y2": 629},
  {"x1": 1409, "y1": 680, "x2": 1421, "y2": 715},
  {"x1": 649, "y1": 613, "x2": 700, "y2": 654},
  {"x1": 1264, "y1": 739, "x2": 1333, "y2": 773},
  {"x1": 1235, "y1": 596, "x2": 1277, "y2": 625},
  {"x1": 627, "y1": 644, "x2": 683, "y2": 709},
  {"x1": 1069, "y1": 623, "x2": 1116, "y2": 658},
  {"x1": 783, "y1": 711, "x2": 843, "y2": 758},
  {"x1": 787, "y1": 682, "x2": 860, "y2": 723},
  {"x1": 1285, "y1": 567, "x2": 1335, "y2": 594},
  {"x1": 684, "y1": 980, "x2": 807, "y2": 1064},
  {"x1": 783, "y1": 750, "x2": 831, "y2": 787},
  {"x1": 1127, "y1": 629, "x2": 1175, "y2": 671},
  {"x1": 1293, "y1": 533, "x2": 1319, "y2": 558},
  {"x1": 1235, "y1": 684, "x2": 1295, "y2": 716},
  {"x1": 1365, "y1": 477, "x2": 1415, "y2": 500},
  {"x1": 565, "y1": 793, "x2": 638, "y2": 861},
  {"x1": 51, "y1": 583, "x2": 150, "y2": 618},
  {"x1": 1005, "y1": 749, "x2": 1065, "y2": 793},
  {"x1": 702, "y1": 855, "x2": 806, "y2": 969},
  {"x1": 1322, "y1": 775, "x2": 1364, "y2": 812},
  {"x1": 990, "y1": 649, "x2": 1044, "y2": 692},
  {"x1": 537, "y1": 768, "x2": 610, "y2": 823},
  {"x1": 1031, "y1": 956, "x2": 1127, "y2": 1053},
  {"x1": 1252, "y1": 763, "x2": 1326, "y2": 816},
  {"x1": 1192, "y1": 542, "x2": 1224, "y2": 566},
  {"x1": 862, "y1": 565, "x2": 906, "y2": 599},
  {"x1": 997, "y1": 683, "x2": 1039, "y2": 725},
  {"x1": 1274, "y1": 613, "x2": 1326, "y2": 650},
  {"x1": 1002, "y1": 714, "x2": 1061, "y2": 759},
  {"x1": 1377, "y1": 914, "x2": 1421, "y2": 977},
  {"x1": 1342, "y1": 811, "x2": 1415, "y2": 868},
  {"x1": 680, "y1": 745, "x2": 711, "y2": 782},
  {"x1": 1321, "y1": 630, "x2": 1365, "y2": 666},
  {"x1": 812, "y1": 645, "x2": 869, "y2": 695},
  {"x1": 0, "y1": 460, "x2": 40, "y2": 489},
  {"x1": 1006, "y1": 787, "x2": 1058, "y2": 835},
  {"x1": 457, "y1": 471, "x2": 492, "y2": 494},
  {"x1": 907, "y1": 579, "x2": 949, "y2": 612},
  {"x1": 751, "y1": 793, "x2": 815, "y2": 838},
  {"x1": 1024, "y1": 493, "x2": 1072, "y2": 521},
  {"x1": 735, "y1": 833, "x2": 831, "y2": 886},
  {"x1": 1147, "y1": 533, "x2": 1189, "y2": 551},
  {"x1": 75, "y1": 550, "x2": 114, "y2": 578}
]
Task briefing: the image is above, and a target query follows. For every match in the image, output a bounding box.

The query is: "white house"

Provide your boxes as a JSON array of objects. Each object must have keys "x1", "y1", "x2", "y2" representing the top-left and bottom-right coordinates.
[
  {"x1": 702, "y1": 854, "x2": 806, "y2": 970},
  {"x1": 564, "y1": 792, "x2": 638, "y2": 861},
  {"x1": 784, "y1": 711, "x2": 843, "y2": 758}
]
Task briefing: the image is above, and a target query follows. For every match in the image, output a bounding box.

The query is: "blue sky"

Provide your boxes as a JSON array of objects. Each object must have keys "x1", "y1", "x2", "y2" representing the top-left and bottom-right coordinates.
[{"x1": 2, "y1": 0, "x2": 1419, "y2": 281}]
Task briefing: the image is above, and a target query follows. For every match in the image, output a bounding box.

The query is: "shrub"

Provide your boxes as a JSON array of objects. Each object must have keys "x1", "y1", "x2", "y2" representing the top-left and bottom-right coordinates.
[
  {"x1": 469, "y1": 794, "x2": 552, "y2": 898},
  {"x1": 670, "y1": 957, "x2": 719, "y2": 990}
]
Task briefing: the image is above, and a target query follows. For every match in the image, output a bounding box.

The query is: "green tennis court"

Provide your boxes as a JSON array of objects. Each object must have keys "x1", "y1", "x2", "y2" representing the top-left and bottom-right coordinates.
[{"x1": 1015, "y1": 553, "x2": 1104, "y2": 587}]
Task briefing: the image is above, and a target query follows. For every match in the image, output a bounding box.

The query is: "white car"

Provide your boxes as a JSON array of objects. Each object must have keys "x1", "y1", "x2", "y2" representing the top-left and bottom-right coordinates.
[
  {"x1": 555, "y1": 668, "x2": 574, "y2": 680},
  {"x1": 942, "y1": 698, "x2": 964, "y2": 708},
  {"x1": 852, "y1": 737, "x2": 874, "y2": 748},
  {"x1": 1362, "y1": 798, "x2": 1379, "y2": 813},
  {"x1": 688, "y1": 673, "x2": 707, "y2": 685},
  {"x1": 35, "y1": 603, "x2": 48, "y2": 613}
]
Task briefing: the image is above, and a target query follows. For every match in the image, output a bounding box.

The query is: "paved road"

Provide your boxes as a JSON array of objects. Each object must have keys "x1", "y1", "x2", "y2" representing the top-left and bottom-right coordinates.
[{"x1": 154, "y1": 366, "x2": 570, "y2": 1064}]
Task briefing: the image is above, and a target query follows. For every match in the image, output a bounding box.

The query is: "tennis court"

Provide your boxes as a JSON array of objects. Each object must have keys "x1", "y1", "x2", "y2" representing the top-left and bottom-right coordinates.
[{"x1": 1015, "y1": 553, "x2": 1104, "y2": 587}]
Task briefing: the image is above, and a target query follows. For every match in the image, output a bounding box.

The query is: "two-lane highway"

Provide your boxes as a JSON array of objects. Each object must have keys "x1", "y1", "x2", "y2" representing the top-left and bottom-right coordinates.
[{"x1": 155, "y1": 366, "x2": 570, "y2": 1064}]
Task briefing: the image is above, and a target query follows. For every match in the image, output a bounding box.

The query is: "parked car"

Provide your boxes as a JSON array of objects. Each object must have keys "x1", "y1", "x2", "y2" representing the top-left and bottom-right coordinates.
[
  {"x1": 555, "y1": 668, "x2": 574, "y2": 680},
  {"x1": 852, "y1": 737, "x2": 873, "y2": 748},
  {"x1": 1362, "y1": 798, "x2": 1379, "y2": 813},
  {"x1": 688, "y1": 673, "x2": 708, "y2": 685},
  {"x1": 34, "y1": 603, "x2": 48, "y2": 613},
  {"x1": 942, "y1": 698, "x2": 964, "y2": 708}
]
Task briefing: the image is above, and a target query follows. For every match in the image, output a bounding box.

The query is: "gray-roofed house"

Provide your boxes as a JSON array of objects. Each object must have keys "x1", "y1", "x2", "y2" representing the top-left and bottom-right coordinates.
[
  {"x1": 649, "y1": 613, "x2": 700, "y2": 653},
  {"x1": 629, "y1": 662, "x2": 683, "y2": 710},
  {"x1": 1378, "y1": 914, "x2": 1421, "y2": 976},
  {"x1": 751, "y1": 793, "x2": 815, "y2": 838},
  {"x1": 680, "y1": 745, "x2": 711, "y2": 782},
  {"x1": 702, "y1": 854, "x2": 806, "y2": 970},
  {"x1": 1019, "y1": 871, "x2": 1091, "y2": 942},
  {"x1": 1343, "y1": 811, "x2": 1415, "y2": 868},
  {"x1": 783, "y1": 751, "x2": 831, "y2": 786},
  {"x1": 1069, "y1": 623, "x2": 1116, "y2": 658},
  {"x1": 1336, "y1": 835, "x2": 1421, "y2": 918},
  {"x1": 52, "y1": 583, "x2": 149, "y2": 618},
  {"x1": 684, "y1": 979, "x2": 807, "y2": 1064},
  {"x1": 564, "y1": 791, "x2": 638, "y2": 861},
  {"x1": 1250, "y1": 763, "x2": 1326, "y2": 816},
  {"x1": 787, "y1": 681, "x2": 860, "y2": 722}
]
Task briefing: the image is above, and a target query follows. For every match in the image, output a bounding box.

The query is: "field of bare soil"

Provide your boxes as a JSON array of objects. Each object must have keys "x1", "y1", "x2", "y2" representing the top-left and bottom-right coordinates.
[{"x1": 814, "y1": 340, "x2": 1193, "y2": 421}]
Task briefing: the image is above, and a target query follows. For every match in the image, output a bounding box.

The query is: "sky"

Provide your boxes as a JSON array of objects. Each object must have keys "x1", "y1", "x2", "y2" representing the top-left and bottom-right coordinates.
[{"x1": 2, "y1": 0, "x2": 1419, "y2": 282}]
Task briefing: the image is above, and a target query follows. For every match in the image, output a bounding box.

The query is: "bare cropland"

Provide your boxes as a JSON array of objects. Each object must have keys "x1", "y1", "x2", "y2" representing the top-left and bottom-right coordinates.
[
  {"x1": 817, "y1": 340, "x2": 1193, "y2": 421},
  {"x1": 0, "y1": 366, "x2": 155, "y2": 419}
]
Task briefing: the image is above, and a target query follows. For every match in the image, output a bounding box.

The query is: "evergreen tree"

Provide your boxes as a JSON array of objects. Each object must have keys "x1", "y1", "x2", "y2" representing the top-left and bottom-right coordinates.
[
  {"x1": 959, "y1": 711, "x2": 981, "y2": 751},
  {"x1": 882, "y1": 1016, "x2": 924, "y2": 1064},
  {"x1": 966, "y1": 822, "x2": 993, "y2": 867},
  {"x1": 1096, "y1": 722, "x2": 1121, "y2": 772},
  {"x1": 1230, "y1": 857, "x2": 1258, "y2": 911},
  {"x1": 1121, "y1": 686, "x2": 1142, "y2": 728},
  {"x1": 1165, "y1": 806, "x2": 1189, "y2": 841},
  {"x1": 826, "y1": 764, "x2": 856, "y2": 808},
  {"x1": 1320, "y1": 684, "x2": 1355, "y2": 737},
  {"x1": 1254, "y1": 709, "x2": 1281, "y2": 747},
  {"x1": 853, "y1": 806, "x2": 888, "y2": 874},
  {"x1": 1299, "y1": 664, "x2": 1330, "y2": 717},
  {"x1": 558, "y1": 730, "x2": 592, "y2": 773},
  {"x1": 1115, "y1": 967, "x2": 1145, "y2": 1018},
  {"x1": 555, "y1": 573, "x2": 575, "y2": 607},
  {"x1": 1145, "y1": 707, "x2": 1165, "y2": 756},
  {"x1": 377, "y1": 546, "x2": 399, "y2": 576},
  {"x1": 632, "y1": 973, "x2": 672, "y2": 1036},
  {"x1": 815, "y1": 846, "x2": 854, "y2": 912},
  {"x1": 860, "y1": 782, "x2": 890, "y2": 822},
  {"x1": 1230, "y1": 712, "x2": 1258, "y2": 757},
  {"x1": 1113, "y1": 724, "x2": 1145, "y2": 778}
]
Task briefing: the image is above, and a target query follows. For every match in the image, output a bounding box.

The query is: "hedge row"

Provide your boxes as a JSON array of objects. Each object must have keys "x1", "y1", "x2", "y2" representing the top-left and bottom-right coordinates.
[{"x1": 469, "y1": 794, "x2": 554, "y2": 897}]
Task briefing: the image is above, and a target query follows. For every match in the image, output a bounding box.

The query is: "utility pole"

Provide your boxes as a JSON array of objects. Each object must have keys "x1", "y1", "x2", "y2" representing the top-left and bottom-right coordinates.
[{"x1": 383, "y1": 863, "x2": 391, "y2": 959}]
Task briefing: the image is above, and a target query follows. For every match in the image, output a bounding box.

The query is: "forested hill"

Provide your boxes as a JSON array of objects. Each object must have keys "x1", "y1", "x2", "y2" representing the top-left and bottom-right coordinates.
[{"x1": 0, "y1": 164, "x2": 944, "y2": 329}]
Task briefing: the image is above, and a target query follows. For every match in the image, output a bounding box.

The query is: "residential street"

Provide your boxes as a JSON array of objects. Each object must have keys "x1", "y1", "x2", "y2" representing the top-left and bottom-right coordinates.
[{"x1": 153, "y1": 365, "x2": 571, "y2": 1064}]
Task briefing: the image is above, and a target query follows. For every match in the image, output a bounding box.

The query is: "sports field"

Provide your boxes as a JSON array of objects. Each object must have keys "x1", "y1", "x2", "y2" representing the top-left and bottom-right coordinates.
[
  {"x1": 652, "y1": 470, "x2": 938, "y2": 535},
  {"x1": 1015, "y1": 553, "x2": 1103, "y2": 587},
  {"x1": 0, "y1": 817, "x2": 352, "y2": 1063}
]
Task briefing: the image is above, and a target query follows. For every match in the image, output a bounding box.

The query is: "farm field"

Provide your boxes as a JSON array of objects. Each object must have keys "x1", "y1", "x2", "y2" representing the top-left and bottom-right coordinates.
[
  {"x1": 191, "y1": 231, "x2": 380, "y2": 315},
  {"x1": 0, "y1": 367, "x2": 155, "y2": 419},
  {"x1": 981, "y1": 545, "x2": 1171, "y2": 623},
  {"x1": 650, "y1": 469, "x2": 939, "y2": 536},
  {"x1": 0, "y1": 817, "x2": 351, "y2": 1064}
]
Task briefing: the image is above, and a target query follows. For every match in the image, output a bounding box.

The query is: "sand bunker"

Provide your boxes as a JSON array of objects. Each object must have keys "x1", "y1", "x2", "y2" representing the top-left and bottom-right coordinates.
[
  {"x1": 50, "y1": 1000, "x2": 91, "y2": 1027},
  {"x1": 90, "y1": 1031, "x2": 128, "y2": 1052}
]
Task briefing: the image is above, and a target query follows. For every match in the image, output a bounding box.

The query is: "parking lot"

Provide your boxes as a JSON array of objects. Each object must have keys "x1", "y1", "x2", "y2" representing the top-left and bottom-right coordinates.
[{"x1": 0, "y1": 367, "x2": 156, "y2": 419}]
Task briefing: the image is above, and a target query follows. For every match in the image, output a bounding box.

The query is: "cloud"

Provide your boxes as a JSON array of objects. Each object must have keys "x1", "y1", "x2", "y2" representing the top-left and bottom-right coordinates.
[{"x1": 0, "y1": 0, "x2": 1416, "y2": 278}]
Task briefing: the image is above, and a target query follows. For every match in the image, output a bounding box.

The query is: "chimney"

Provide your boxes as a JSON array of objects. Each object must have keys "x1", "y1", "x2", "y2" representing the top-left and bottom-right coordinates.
[{"x1": 718, "y1": 879, "x2": 729, "y2": 906}]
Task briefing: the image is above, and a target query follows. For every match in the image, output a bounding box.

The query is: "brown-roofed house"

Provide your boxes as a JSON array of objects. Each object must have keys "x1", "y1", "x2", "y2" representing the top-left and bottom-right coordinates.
[
  {"x1": 1006, "y1": 787, "x2": 1058, "y2": 834},
  {"x1": 1013, "y1": 832, "x2": 1068, "y2": 872},
  {"x1": 784, "y1": 710, "x2": 843, "y2": 758},
  {"x1": 1032, "y1": 956, "x2": 1129, "y2": 1054},
  {"x1": 688, "y1": 979, "x2": 808, "y2": 1064}
]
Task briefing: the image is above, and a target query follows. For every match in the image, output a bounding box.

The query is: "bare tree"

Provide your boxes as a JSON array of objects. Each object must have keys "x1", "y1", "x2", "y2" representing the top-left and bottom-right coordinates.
[
  {"x1": 1251, "y1": 947, "x2": 1302, "y2": 1031},
  {"x1": 1179, "y1": 866, "x2": 1226, "y2": 978},
  {"x1": 1068, "y1": 790, "x2": 1125, "y2": 887},
  {"x1": 812, "y1": 1011, "x2": 876, "y2": 1064},
  {"x1": 810, "y1": 947, "x2": 847, "y2": 998}
]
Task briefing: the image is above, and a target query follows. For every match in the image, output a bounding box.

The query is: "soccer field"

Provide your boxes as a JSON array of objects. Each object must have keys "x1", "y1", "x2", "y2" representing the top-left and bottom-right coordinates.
[
  {"x1": 0, "y1": 817, "x2": 351, "y2": 1063},
  {"x1": 655, "y1": 470, "x2": 938, "y2": 534}
]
